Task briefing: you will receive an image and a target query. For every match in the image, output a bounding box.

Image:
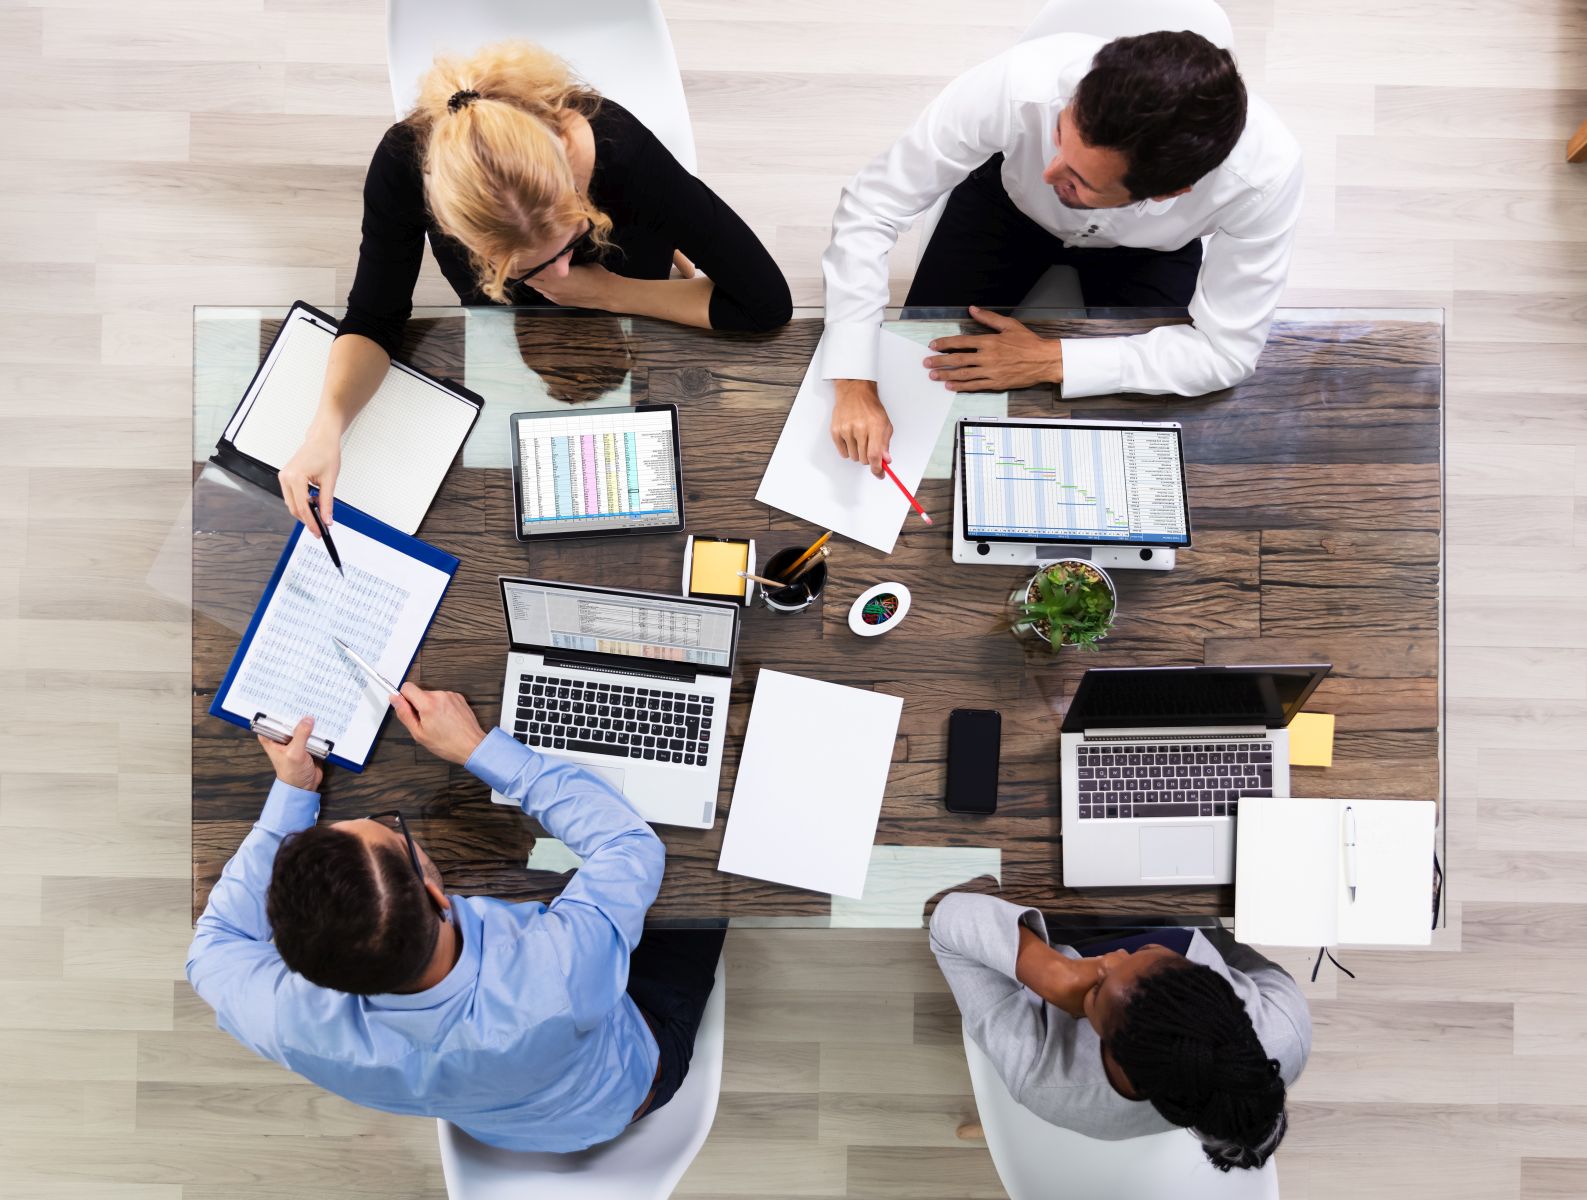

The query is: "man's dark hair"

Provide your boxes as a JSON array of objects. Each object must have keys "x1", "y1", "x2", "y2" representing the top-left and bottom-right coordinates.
[
  {"x1": 1070, "y1": 31, "x2": 1248, "y2": 200},
  {"x1": 267, "y1": 825, "x2": 439, "y2": 995},
  {"x1": 1110, "y1": 959, "x2": 1287, "y2": 1172}
]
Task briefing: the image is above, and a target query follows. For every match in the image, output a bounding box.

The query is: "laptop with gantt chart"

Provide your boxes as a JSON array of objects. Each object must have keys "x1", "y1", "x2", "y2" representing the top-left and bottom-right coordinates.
[
  {"x1": 492, "y1": 577, "x2": 740, "y2": 830},
  {"x1": 1060, "y1": 664, "x2": 1331, "y2": 887}
]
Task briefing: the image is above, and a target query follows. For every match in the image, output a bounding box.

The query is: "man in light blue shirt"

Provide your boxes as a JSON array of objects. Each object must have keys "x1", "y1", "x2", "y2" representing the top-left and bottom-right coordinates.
[{"x1": 187, "y1": 682, "x2": 716, "y2": 1153}]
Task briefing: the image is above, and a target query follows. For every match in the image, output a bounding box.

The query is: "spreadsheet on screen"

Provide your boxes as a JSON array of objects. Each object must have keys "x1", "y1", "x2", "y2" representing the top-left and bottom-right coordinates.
[
  {"x1": 516, "y1": 409, "x2": 681, "y2": 536},
  {"x1": 961, "y1": 423, "x2": 1188, "y2": 545}
]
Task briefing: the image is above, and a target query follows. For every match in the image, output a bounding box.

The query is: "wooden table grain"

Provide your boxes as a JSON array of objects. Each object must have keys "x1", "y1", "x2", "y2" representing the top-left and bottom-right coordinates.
[{"x1": 191, "y1": 309, "x2": 1444, "y2": 927}]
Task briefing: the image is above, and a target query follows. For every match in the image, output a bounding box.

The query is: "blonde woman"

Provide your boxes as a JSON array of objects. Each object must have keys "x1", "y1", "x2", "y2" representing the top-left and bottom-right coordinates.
[{"x1": 281, "y1": 41, "x2": 791, "y2": 530}]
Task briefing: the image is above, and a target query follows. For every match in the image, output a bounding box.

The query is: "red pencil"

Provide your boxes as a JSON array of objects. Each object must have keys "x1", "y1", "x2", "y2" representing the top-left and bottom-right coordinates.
[{"x1": 881, "y1": 461, "x2": 932, "y2": 524}]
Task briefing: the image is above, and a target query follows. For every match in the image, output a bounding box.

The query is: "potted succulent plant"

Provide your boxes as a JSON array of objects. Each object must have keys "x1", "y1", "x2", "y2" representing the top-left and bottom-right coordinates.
[{"x1": 1009, "y1": 559, "x2": 1117, "y2": 653}]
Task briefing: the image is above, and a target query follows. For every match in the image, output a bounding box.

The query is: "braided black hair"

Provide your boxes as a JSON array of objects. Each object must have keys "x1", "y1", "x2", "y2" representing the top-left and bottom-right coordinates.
[{"x1": 1109, "y1": 959, "x2": 1287, "y2": 1172}]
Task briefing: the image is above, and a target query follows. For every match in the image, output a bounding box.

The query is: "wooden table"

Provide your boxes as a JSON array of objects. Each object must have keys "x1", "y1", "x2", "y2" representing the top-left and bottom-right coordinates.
[{"x1": 192, "y1": 308, "x2": 1444, "y2": 926}]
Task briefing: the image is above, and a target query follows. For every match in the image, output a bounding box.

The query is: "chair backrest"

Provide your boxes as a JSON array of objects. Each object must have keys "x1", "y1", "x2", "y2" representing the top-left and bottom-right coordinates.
[
  {"x1": 438, "y1": 958, "x2": 727, "y2": 1200},
  {"x1": 385, "y1": 0, "x2": 698, "y2": 173},
  {"x1": 911, "y1": 0, "x2": 1233, "y2": 263},
  {"x1": 1019, "y1": 0, "x2": 1234, "y2": 50},
  {"x1": 961, "y1": 1024, "x2": 1280, "y2": 1200}
]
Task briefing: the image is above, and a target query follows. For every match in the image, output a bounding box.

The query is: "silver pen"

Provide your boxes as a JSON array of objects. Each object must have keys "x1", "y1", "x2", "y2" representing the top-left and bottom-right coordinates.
[
  {"x1": 333, "y1": 636, "x2": 402, "y2": 699},
  {"x1": 1344, "y1": 805, "x2": 1359, "y2": 904}
]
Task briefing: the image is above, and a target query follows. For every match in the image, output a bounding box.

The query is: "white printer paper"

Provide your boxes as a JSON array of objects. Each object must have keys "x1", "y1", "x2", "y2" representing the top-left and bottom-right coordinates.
[
  {"x1": 756, "y1": 328, "x2": 957, "y2": 553},
  {"x1": 718, "y1": 669, "x2": 903, "y2": 899}
]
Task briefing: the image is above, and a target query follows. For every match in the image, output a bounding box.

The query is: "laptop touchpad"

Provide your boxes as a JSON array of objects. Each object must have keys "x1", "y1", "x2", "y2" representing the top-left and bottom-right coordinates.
[
  {"x1": 585, "y1": 764, "x2": 627, "y2": 793},
  {"x1": 1139, "y1": 826, "x2": 1217, "y2": 879}
]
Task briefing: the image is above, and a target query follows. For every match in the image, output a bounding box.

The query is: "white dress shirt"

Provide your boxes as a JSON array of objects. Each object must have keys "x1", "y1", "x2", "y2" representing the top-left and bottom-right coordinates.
[{"x1": 820, "y1": 34, "x2": 1304, "y2": 398}]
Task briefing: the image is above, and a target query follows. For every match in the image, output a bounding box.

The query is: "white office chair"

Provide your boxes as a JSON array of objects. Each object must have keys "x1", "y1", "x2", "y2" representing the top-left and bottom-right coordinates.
[
  {"x1": 912, "y1": 0, "x2": 1234, "y2": 314},
  {"x1": 436, "y1": 959, "x2": 726, "y2": 1200},
  {"x1": 385, "y1": 0, "x2": 697, "y2": 174},
  {"x1": 960, "y1": 1022, "x2": 1279, "y2": 1199}
]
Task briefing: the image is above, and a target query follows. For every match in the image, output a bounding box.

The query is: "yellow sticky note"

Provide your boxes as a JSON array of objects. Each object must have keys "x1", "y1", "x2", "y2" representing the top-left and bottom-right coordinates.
[
  {"x1": 1288, "y1": 712, "x2": 1335, "y2": 768},
  {"x1": 690, "y1": 540, "x2": 749, "y2": 597}
]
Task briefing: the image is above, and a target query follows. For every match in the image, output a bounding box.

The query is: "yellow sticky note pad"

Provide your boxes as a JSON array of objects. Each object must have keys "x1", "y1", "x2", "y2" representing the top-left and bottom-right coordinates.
[
  {"x1": 1288, "y1": 712, "x2": 1335, "y2": 768},
  {"x1": 690, "y1": 540, "x2": 749, "y2": 597}
]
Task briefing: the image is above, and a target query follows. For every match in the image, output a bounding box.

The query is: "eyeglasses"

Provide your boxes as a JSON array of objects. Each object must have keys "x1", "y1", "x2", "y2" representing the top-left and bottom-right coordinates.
[
  {"x1": 505, "y1": 219, "x2": 595, "y2": 285},
  {"x1": 365, "y1": 810, "x2": 425, "y2": 889}
]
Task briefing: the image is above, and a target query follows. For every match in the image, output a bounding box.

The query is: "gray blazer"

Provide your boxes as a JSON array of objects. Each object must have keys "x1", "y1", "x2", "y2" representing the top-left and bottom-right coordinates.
[{"x1": 929, "y1": 893, "x2": 1312, "y2": 1140}]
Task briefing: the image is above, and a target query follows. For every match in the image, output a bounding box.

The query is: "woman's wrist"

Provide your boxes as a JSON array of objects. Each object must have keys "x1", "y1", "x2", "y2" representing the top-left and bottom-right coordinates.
[{"x1": 305, "y1": 413, "x2": 347, "y2": 446}]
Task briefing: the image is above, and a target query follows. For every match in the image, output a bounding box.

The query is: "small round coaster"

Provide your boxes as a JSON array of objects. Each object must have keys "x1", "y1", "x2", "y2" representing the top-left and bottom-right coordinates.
[{"x1": 848, "y1": 582, "x2": 912, "y2": 637}]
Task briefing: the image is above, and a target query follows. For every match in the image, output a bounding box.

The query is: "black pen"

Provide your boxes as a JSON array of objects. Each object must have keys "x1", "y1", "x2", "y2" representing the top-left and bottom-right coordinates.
[{"x1": 307, "y1": 492, "x2": 344, "y2": 576}]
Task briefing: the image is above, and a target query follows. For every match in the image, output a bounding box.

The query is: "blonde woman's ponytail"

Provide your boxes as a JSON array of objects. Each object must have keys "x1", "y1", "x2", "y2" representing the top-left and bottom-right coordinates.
[{"x1": 407, "y1": 41, "x2": 613, "y2": 302}]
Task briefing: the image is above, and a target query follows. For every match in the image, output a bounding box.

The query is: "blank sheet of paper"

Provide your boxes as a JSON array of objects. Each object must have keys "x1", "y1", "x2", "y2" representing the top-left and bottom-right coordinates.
[
  {"x1": 756, "y1": 328, "x2": 957, "y2": 553},
  {"x1": 718, "y1": 669, "x2": 903, "y2": 899},
  {"x1": 220, "y1": 523, "x2": 451, "y2": 766},
  {"x1": 228, "y1": 311, "x2": 478, "y2": 534}
]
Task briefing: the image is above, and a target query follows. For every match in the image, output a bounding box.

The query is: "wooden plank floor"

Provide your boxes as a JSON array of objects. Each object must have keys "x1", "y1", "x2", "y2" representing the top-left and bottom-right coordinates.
[{"x1": 2, "y1": 1, "x2": 1584, "y2": 1196}]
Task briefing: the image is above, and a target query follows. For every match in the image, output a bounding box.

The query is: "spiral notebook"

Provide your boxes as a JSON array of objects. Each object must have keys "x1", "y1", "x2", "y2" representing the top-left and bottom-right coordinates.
[{"x1": 214, "y1": 301, "x2": 483, "y2": 535}]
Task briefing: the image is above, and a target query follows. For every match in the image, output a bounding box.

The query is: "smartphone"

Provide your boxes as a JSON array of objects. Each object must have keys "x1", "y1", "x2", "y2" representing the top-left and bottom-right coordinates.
[{"x1": 945, "y1": 708, "x2": 1001, "y2": 815}]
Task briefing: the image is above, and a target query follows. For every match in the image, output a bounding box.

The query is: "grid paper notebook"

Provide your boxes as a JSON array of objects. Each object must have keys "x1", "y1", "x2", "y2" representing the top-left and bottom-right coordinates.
[{"x1": 222, "y1": 305, "x2": 480, "y2": 534}]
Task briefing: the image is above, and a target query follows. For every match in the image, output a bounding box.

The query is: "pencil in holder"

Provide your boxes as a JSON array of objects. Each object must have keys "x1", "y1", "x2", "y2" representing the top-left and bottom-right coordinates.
[{"x1": 760, "y1": 546, "x2": 828, "y2": 614}]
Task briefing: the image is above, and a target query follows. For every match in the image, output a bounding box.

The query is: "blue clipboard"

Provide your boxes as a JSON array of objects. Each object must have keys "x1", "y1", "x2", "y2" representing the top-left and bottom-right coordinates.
[{"x1": 207, "y1": 500, "x2": 460, "y2": 773}]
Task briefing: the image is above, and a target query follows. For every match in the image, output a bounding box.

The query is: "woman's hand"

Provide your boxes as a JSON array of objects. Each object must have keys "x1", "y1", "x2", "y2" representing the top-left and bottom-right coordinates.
[
  {"x1": 279, "y1": 424, "x2": 343, "y2": 531},
  {"x1": 1016, "y1": 926, "x2": 1103, "y2": 1018},
  {"x1": 526, "y1": 263, "x2": 618, "y2": 310},
  {"x1": 1038, "y1": 954, "x2": 1104, "y2": 1019}
]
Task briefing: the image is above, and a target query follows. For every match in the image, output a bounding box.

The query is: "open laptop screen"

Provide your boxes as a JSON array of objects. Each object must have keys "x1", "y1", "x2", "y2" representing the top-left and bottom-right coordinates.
[
  {"x1": 1061, "y1": 665, "x2": 1330, "y2": 733},
  {"x1": 960, "y1": 420, "x2": 1190, "y2": 547},
  {"x1": 501, "y1": 578, "x2": 737, "y2": 672}
]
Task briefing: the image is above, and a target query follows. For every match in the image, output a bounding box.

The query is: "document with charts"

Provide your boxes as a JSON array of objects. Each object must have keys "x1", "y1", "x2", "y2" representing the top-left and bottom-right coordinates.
[
  {"x1": 756, "y1": 328, "x2": 957, "y2": 553},
  {"x1": 209, "y1": 503, "x2": 458, "y2": 771}
]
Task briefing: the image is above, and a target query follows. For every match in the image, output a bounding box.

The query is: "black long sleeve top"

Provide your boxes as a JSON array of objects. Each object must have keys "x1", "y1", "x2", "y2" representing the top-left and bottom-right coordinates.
[{"x1": 339, "y1": 100, "x2": 793, "y2": 358}]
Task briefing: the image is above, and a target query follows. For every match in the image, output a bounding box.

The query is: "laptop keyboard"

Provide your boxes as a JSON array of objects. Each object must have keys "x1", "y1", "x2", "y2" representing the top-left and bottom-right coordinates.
[
  {"x1": 511, "y1": 674, "x2": 715, "y2": 768},
  {"x1": 1077, "y1": 741, "x2": 1273, "y2": 819}
]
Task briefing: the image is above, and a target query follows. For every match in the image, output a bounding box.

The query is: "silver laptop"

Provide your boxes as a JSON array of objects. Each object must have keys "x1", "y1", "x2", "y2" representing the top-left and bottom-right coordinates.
[
  {"x1": 492, "y1": 577, "x2": 740, "y2": 830},
  {"x1": 1060, "y1": 664, "x2": 1330, "y2": 887}
]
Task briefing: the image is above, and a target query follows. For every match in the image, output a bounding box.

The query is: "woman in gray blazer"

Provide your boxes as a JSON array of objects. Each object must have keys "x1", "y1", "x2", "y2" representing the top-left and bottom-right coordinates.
[{"x1": 930, "y1": 892, "x2": 1311, "y2": 1172}]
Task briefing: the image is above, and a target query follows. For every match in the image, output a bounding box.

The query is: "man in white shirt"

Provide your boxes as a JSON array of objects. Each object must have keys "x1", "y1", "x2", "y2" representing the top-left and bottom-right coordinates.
[{"x1": 822, "y1": 31, "x2": 1303, "y2": 474}]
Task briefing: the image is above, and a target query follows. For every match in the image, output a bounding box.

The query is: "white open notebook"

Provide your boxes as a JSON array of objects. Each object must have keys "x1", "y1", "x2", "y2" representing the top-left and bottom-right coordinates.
[
  {"x1": 222, "y1": 306, "x2": 480, "y2": 535},
  {"x1": 1235, "y1": 797, "x2": 1437, "y2": 947}
]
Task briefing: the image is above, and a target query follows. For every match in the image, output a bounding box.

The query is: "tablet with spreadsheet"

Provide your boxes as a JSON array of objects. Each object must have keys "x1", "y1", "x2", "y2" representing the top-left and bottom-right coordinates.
[{"x1": 510, "y1": 404, "x2": 685, "y2": 541}]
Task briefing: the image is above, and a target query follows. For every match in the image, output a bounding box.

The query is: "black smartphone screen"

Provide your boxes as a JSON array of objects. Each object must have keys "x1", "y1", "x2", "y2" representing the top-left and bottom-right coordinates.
[{"x1": 945, "y1": 709, "x2": 1001, "y2": 814}]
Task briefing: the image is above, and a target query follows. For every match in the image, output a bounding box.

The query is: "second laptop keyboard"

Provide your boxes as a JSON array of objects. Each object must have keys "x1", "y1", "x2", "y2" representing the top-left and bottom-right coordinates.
[
  {"x1": 512, "y1": 674, "x2": 716, "y2": 767},
  {"x1": 1077, "y1": 741, "x2": 1273, "y2": 819}
]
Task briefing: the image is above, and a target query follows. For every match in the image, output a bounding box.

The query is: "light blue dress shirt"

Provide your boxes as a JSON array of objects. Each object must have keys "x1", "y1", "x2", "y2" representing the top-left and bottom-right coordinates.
[{"x1": 186, "y1": 728, "x2": 667, "y2": 1152}]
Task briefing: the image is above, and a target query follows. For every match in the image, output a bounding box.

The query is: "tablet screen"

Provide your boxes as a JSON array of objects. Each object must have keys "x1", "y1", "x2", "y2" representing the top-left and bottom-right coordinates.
[
  {"x1": 960, "y1": 420, "x2": 1189, "y2": 547},
  {"x1": 513, "y1": 406, "x2": 683, "y2": 539}
]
